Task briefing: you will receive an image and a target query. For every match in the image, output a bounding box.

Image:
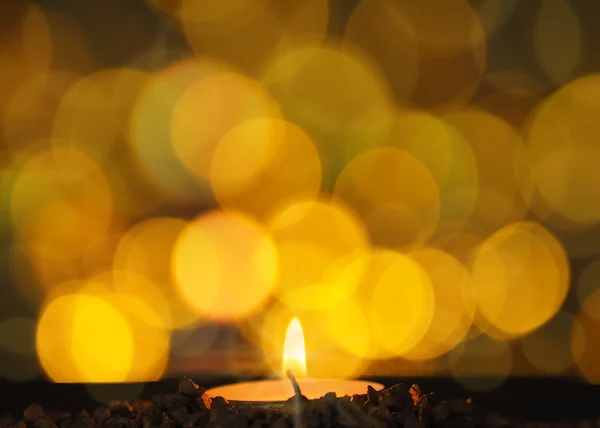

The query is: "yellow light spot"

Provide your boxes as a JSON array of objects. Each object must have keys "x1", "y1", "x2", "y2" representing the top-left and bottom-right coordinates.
[
  {"x1": 52, "y1": 68, "x2": 149, "y2": 162},
  {"x1": 0, "y1": 1, "x2": 52, "y2": 110},
  {"x1": 334, "y1": 148, "x2": 440, "y2": 249},
  {"x1": 70, "y1": 295, "x2": 134, "y2": 383},
  {"x1": 3, "y1": 71, "x2": 79, "y2": 151},
  {"x1": 172, "y1": 210, "x2": 279, "y2": 321},
  {"x1": 370, "y1": 251, "x2": 435, "y2": 357},
  {"x1": 36, "y1": 283, "x2": 171, "y2": 383},
  {"x1": 344, "y1": 0, "x2": 485, "y2": 108},
  {"x1": 444, "y1": 109, "x2": 533, "y2": 234},
  {"x1": 282, "y1": 318, "x2": 307, "y2": 379},
  {"x1": 388, "y1": 112, "x2": 479, "y2": 235},
  {"x1": 210, "y1": 118, "x2": 322, "y2": 221},
  {"x1": 10, "y1": 147, "x2": 113, "y2": 262},
  {"x1": 113, "y1": 217, "x2": 199, "y2": 328},
  {"x1": 260, "y1": 41, "x2": 395, "y2": 171},
  {"x1": 403, "y1": 248, "x2": 475, "y2": 361},
  {"x1": 533, "y1": 0, "x2": 581, "y2": 85},
  {"x1": 129, "y1": 59, "x2": 226, "y2": 205},
  {"x1": 268, "y1": 198, "x2": 370, "y2": 310},
  {"x1": 527, "y1": 74, "x2": 600, "y2": 228},
  {"x1": 171, "y1": 71, "x2": 280, "y2": 186},
  {"x1": 180, "y1": 0, "x2": 329, "y2": 73},
  {"x1": 471, "y1": 222, "x2": 570, "y2": 337}
]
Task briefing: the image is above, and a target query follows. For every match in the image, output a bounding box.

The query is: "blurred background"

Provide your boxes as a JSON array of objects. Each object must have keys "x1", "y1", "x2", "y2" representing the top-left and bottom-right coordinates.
[{"x1": 2, "y1": 0, "x2": 600, "y2": 400}]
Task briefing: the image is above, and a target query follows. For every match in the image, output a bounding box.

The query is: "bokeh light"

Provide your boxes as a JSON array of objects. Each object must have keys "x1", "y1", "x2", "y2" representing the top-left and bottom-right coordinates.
[
  {"x1": 172, "y1": 210, "x2": 279, "y2": 321},
  {"x1": 344, "y1": 0, "x2": 485, "y2": 109},
  {"x1": 10, "y1": 147, "x2": 114, "y2": 262},
  {"x1": 36, "y1": 280, "x2": 171, "y2": 383},
  {"x1": 387, "y1": 111, "x2": 479, "y2": 237},
  {"x1": 528, "y1": 74, "x2": 600, "y2": 228},
  {"x1": 180, "y1": 0, "x2": 329, "y2": 74},
  {"x1": 268, "y1": 198, "x2": 370, "y2": 310},
  {"x1": 470, "y1": 222, "x2": 570, "y2": 337},
  {"x1": 448, "y1": 334, "x2": 512, "y2": 391},
  {"x1": 443, "y1": 109, "x2": 533, "y2": 235},
  {"x1": 521, "y1": 311, "x2": 578, "y2": 374},
  {"x1": 129, "y1": 58, "x2": 224, "y2": 204},
  {"x1": 403, "y1": 248, "x2": 476, "y2": 361},
  {"x1": 210, "y1": 118, "x2": 322, "y2": 221},
  {"x1": 534, "y1": 0, "x2": 582, "y2": 85},
  {"x1": 260, "y1": 40, "x2": 395, "y2": 182},
  {"x1": 0, "y1": 1, "x2": 52, "y2": 116},
  {"x1": 113, "y1": 217, "x2": 199, "y2": 328},
  {"x1": 52, "y1": 68, "x2": 149, "y2": 162},
  {"x1": 572, "y1": 289, "x2": 600, "y2": 384},
  {"x1": 334, "y1": 147, "x2": 440, "y2": 249},
  {"x1": 171, "y1": 69, "x2": 281, "y2": 186},
  {"x1": 577, "y1": 258, "x2": 600, "y2": 310},
  {"x1": 1, "y1": 0, "x2": 598, "y2": 384}
]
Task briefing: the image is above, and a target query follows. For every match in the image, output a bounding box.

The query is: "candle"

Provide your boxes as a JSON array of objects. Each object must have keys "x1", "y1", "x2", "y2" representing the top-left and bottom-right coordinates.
[{"x1": 205, "y1": 318, "x2": 384, "y2": 404}]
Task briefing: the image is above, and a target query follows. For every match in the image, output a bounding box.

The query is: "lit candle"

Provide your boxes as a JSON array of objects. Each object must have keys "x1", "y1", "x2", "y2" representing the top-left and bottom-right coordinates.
[{"x1": 205, "y1": 317, "x2": 384, "y2": 404}]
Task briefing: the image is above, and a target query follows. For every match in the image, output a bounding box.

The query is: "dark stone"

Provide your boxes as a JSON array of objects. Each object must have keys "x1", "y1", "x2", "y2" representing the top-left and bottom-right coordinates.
[
  {"x1": 0, "y1": 415, "x2": 14, "y2": 428},
  {"x1": 432, "y1": 402, "x2": 450, "y2": 423},
  {"x1": 24, "y1": 405, "x2": 45, "y2": 422},
  {"x1": 368, "y1": 406, "x2": 392, "y2": 422},
  {"x1": 178, "y1": 377, "x2": 206, "y2": 398},
  {"x1": 92, "y1": 408, "x2": 111, "y2": 426},
  {"x1": 281, "y1": 395, "x2": 309, "y2": 415},
  {"x1": 182, "y1": 413, "x2": 206, "y2": 428},
  {"x1": 405, "y1": 416, "x2": 427, "y2": 428},
  {"x1": 70, "y1": 411, "x2": 94, "y2": 428},
  {"x1": 350, "y1": 394, "x2": 367, "y2": 408},
  {"x1": 108, "y1": 403, "x2": 132, "y2": 418},
  {"x1": 366, "y1": 386, "x2": 381, "y2": 408},
  {"x1": 445, "y1": 399, "x2": 472, "y2": 415},
  {"x1": 209, "y1": 397, "x2": 232, "y2": 422},
  {"x1": 141, "y1": 405, "x2": 162, "y2": 427},
  {"x1": 159, "y1": 395, "x2": 192, "y2": 408},
  {"x1": 380, "y1": 384, "x2": 412, "y2": 412},
  {"x1": 103, "y1": 417, "x2": 132, "y2": 428},
  {"x1": 34, "y1": 417, "x2": 57, "y2": 428},
  {"x1": 269, "y1": 417, "x2": 288, "y2": 428},
  {"x1": 166, "y1": 405, "x2": 188, "y2": 425}
]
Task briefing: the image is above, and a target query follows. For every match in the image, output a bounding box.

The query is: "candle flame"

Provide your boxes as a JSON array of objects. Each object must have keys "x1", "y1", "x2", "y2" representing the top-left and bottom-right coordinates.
[{"x1": 282, "y1": 317, "x2": 307, "y2": 379}]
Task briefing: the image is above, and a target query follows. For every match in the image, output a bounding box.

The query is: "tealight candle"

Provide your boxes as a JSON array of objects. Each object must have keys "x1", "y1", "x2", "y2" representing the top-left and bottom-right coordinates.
[{"x1": 205, "y1": 318, "x2": 384, "y2": 405}]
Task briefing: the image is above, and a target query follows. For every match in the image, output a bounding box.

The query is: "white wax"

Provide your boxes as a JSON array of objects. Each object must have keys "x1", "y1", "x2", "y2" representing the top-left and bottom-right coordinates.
[{"x1": 205, "y1": 379, "x2": 384, "y2": 402}]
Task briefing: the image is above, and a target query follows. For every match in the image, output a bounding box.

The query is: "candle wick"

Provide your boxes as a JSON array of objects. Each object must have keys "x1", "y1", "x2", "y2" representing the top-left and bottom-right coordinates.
[{"x1": 286, "y1": 369, "x2": 304, "y2": 428}]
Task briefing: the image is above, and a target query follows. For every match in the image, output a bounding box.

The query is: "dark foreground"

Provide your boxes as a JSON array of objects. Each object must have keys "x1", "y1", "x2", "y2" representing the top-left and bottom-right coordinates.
[{"x1": 1, "y1": 376, "x2": 600, "y2": 428}]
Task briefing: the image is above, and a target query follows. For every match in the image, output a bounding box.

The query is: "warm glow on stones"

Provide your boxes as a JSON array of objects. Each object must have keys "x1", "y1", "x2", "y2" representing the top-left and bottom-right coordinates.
[
  {"x1": 282, "y1": 317, "x2": 307, "y2": 380},
  {"x1": 172, "y1": 210, "x2": 279, "y2": 321}
]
